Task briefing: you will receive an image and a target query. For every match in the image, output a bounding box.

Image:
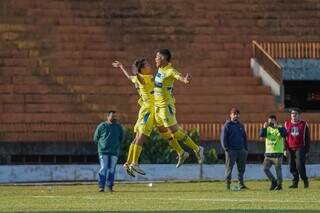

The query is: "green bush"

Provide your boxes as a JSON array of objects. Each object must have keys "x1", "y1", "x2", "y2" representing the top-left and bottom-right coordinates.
[
  {"x1": 203, "y1": 147, "x2": 219, "y2": 164},
  {"x1": 118, "y1": 127, "x2": 218, "y2": 164}
]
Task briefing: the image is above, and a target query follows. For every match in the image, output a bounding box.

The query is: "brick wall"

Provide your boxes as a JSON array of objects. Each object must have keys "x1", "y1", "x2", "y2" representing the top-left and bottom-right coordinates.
[{"x1": 1, "y1": 0, "x2": 320, "y2": 142}]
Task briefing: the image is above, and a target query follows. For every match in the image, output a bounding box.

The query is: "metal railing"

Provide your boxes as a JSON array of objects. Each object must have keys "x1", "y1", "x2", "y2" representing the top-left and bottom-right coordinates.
[
  {"x1": 1, "y1": 122, "x2": 320, "y2": 142},
  {"x1": 259, "y1": 42, "x2": 320, "y2": 59}
]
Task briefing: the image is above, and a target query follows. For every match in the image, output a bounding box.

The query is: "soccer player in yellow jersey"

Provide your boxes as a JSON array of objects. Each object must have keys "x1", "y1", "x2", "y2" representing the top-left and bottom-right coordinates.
[
  {"x1": 112, "y1": 58, "x2": 187, "y2": 176},
  {"x1": 154, "y1": 49, "x2": 204, "y2": 164}
]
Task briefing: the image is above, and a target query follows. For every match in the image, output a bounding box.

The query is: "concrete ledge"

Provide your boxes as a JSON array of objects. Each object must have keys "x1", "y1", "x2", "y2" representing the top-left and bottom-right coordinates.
[
  {"x1": 251, "y1": 58, "x2": 281, "y2": 97},
  {"x1": 1, "y1": 164, "x2": 320, "y2": 183}
]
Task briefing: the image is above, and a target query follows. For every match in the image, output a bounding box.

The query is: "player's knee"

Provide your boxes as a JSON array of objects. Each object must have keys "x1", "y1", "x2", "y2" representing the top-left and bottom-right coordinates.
[
  {"x1": 172, "y1": 130, "x2": 188, "y2": 142},
  {"x1": 160, "y1": 131, "x2": 172, "y2": 140},
  {"x1": 135, "y1": 133, "x2": 147, "y2": 145},
  {"x1": 168, "y1": 124, "x2": 179, "y2": 132}
]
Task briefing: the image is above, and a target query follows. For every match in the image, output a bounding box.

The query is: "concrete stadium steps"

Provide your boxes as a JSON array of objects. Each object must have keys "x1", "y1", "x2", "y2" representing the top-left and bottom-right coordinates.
[
  {"x1": 83, "y1": 103, "x2": 277, "y2": 114},
  {"x1": 0, "y1": 122, "x2": 96, "y2": 132},
  {"x1": 46, "y1": 68, "x2": 252, "y2": 78},
  {"x1": 46, "y1": 85, "x2": 270, "y2": 96},
  {"x1": 0, "y1": 112, "x2": 133, "y2": 123},
  {"x1": 0, "y1": 122, "x2": 96, "y2": 142},
  {"x1": 0, "y1": 0, "x2": 319, "y2": 140},
  {"x1": 0, "y1": 47, "x2": 100, "y2": 124},
  {"x1": 0, "y1": 131, "x2": 91, "y2": 142},
  {"x1": 0, "y1": 103, "x2": 96, "y2": 113},
  {"x1": 83, "y1": 94, "x2": 277, "y2": 107},
  {"x1": 40, "y1": 78, "x2": 263, "y2": 94}
]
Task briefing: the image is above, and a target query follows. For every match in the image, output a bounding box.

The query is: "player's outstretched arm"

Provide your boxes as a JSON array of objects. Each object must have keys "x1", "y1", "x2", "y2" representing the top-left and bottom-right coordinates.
[
  {"x1": 179, "y1": 73, "x2": 192, "y2": 84},
  {"x1": 112, "y1": 60, "x2": 134, "y2": 80}
]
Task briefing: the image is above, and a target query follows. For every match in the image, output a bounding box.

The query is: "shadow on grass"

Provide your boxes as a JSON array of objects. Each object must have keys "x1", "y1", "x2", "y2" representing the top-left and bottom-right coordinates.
[{"x1": 6, "y1": 210, "x2": 320, "y2": 213}]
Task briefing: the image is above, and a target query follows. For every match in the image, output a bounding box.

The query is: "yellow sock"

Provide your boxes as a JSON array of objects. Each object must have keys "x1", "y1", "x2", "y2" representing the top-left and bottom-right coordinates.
[
  {"x1": 173, "y1": 129, "x2": 199, "y2": 152},
  {"x1": 132, "y1": 144, "x2": 143, "y2": 164},
  {"x1": 126, "y1": 143, "x2": 134, "y2": 164},
  {"x1": 161, "y1": 131, "x2": 184, "y2": 155}
]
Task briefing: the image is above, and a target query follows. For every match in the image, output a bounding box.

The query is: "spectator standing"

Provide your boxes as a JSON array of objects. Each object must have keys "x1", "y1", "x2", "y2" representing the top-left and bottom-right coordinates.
[
  {"x1": 260, "y1": 115, "x2": 287, "y2": 190},
  {"x1": 221, "y1": 107, "x2": 248, "y2": 190},
  {"x1": 284, "y1": 108, "x2": 310, "y2": 188},
  {"x1": 93, "y1": 111, "x2": 124, "y2": 192}
]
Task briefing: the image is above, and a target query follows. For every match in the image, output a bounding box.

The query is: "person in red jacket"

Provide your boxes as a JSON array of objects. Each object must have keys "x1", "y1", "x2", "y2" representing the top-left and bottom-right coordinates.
[{"x1": 284, "y1": 108, "x2": 310, "y2": 189}]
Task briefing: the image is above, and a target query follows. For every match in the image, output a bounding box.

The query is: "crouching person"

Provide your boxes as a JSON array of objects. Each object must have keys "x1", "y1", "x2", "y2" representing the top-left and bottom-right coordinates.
[
  {"x1": 93, "y1": 111, "x2": 124, "y2": 192},
  {"x1": 260, "y1": 115, "x2": 287, "y2": 190}
]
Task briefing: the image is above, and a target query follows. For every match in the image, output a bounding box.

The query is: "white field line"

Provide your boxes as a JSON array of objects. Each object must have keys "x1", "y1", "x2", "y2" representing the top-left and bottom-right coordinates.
[{"x1": 31, "y1": 196, "x2": 320, "y2": 203}]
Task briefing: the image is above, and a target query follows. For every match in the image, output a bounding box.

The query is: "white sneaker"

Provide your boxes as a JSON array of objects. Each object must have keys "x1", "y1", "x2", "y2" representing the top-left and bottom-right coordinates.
[
  {"x1": 195, "y1": 146, "x2": 204, "y2": 164},
  {"x1": 176, "y1": 151, "x2": 189, "y2": 168},
  {"x1": 130, "y1": 164, "x2": 146, "y2": 175}
]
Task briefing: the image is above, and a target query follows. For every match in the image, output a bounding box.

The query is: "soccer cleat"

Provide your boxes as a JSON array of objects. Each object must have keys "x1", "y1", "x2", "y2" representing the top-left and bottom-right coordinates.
[
  {"x1": 270, "y1": 181, "x2": 277, "y2": 190},
  {"x1": 239, "y1": 184, "x2": 248, "y2": 190},
  {"x1": 195, "y1": 146, "x2": 204, "y2": 164},
  {"x1": 123, "y1": 163, "x2": 135, "y2": 177},
  {"x1": 304, "y1": 179, "x2": 309, "y2": 188},
  {"x1": 225, "y1": 181, "x2": 231, "y2": 190},
  {"x1": 274, "y1": 184, "x2": 282, "y2": 190},
  {"x1": 98, "y1": 188, "x2": 104, "y2": 192},
  {"x1": 289, "y1": 184, "x2": 298, "y2": 189},
  {"x1": 176, "y1": 151, "x2": 189, "y2": 168},
  {"x1": 130, "y1": 164, "x2": 146, "y2": 175}
]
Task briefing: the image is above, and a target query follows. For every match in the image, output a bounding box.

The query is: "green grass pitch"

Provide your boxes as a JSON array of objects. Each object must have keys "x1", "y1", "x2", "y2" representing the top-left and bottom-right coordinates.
[{"x1": 0, "y1": 180, "x2": 320, "y2": 212}]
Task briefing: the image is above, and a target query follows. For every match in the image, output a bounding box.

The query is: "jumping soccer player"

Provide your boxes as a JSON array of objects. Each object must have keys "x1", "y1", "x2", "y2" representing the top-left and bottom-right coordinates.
[
  {"x1": 112, "y1": 59, "x2": 188, "y2": 176},
  {"x1": 154, "y1": 49, "x2": 204, "y2": 165}
]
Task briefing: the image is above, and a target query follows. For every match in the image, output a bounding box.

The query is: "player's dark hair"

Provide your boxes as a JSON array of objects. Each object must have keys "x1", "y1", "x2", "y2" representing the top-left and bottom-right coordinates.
[
  {"x1": 158, "y1": 49, "x2": 171, "y2": 62},
  {"x1": 108, "y1": 110, "x2": 116, "y2": 115},
  {"x1": 133, "y1": 58, "x2": 146, "y2": 73},
  {"x1": 290, "y1": 107, "x2": 301, "y2": 114},
  {"x1": 268, "y1": 114, "x2": 277, "y2": 120}
]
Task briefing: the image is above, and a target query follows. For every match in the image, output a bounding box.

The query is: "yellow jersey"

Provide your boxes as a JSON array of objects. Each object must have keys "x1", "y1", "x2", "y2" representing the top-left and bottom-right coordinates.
[
  {"x1": 131, "y1": 74, "x2": 155, "y2": 108},
  {"x1": 154, "y1": 63, "x2": 182, "y2": 107}
]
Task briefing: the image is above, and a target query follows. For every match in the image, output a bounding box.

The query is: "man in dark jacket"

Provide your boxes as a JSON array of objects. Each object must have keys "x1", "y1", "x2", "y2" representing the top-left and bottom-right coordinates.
[
  {"x1": 93, "y1": 111, "x2": 124, "y2": 192},
  {"x1": 220, "y1": 107, "x2": 248, "y2": 190},
  {"x1": 284, "y1": 108, "x2": 310, "y2": 189}
]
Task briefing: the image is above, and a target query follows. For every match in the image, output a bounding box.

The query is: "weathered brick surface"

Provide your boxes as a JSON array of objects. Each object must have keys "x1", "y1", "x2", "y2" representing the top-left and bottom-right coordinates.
[{"x1": 1, "y1": 0, "x2": 320, "y2": 141}]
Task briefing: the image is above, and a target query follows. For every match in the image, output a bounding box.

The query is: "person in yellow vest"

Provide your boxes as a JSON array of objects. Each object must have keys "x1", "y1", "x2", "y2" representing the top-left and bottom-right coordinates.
[{"x1": 260, "y1": 115, "x2": 287, "y2": 190}]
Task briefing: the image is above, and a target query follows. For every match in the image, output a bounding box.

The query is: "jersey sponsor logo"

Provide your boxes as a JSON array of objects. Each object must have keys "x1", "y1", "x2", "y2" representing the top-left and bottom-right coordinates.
[
  {"x1": 155, "y1": 71, "x2": 164, "y2": 88},
  {"x1": 155, "y1": 81, "x2": 163, "y2": 88},
  {"x1": 291, "y1": 127, "x2": 300, "y2": 137}
]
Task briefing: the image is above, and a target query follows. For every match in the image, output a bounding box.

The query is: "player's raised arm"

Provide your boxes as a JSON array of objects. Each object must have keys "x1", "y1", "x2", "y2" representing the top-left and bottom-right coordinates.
[
  {"x1": 175, "y1": 72, "x2": 192, "y2": 84},
  {"x1": 112, "y1": 60, "x2": 134, "y2": 80},
  {"x1": 169, "y1": 68, "x2": 192, "y2": 85},
  {"x1": 180, "y1": 73, "x2": 192, "y2": 84}
]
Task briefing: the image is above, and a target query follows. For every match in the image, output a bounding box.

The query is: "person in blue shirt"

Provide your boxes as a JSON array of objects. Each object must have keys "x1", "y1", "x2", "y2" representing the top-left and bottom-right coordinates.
[
  {"x1": 93, "y1": 111, "x2": 124, "y2": 192},
  {"x1": 221, "y1": 107, "x2": 248, "y2": 190}
]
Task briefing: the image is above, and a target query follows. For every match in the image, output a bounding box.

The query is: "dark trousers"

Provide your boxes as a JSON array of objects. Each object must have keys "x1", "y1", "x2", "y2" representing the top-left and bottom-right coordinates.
[
  {"x1": 288, "y1": 148, "x2": 308, "y2": 185},
  {"x1": 225, "y1": 150, "x2": 248, "y2": 184},
  {"x1": 263, "y1": 156, "x2": 283, "y2": 185}
]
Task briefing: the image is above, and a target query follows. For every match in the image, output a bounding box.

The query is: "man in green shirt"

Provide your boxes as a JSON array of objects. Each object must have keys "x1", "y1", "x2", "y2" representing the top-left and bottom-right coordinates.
[
  {"x1": 260, "y1": 115, "x2": 287, "y2": 190},
  {"x1": 93, "y1": 111, "x2": 124, "y2": 192}
]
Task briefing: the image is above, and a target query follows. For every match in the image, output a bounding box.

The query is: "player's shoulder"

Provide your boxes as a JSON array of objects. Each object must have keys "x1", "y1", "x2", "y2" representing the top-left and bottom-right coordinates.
[
  {"x1": 98, "y1": 122, "x2": 109, "y2": 130},
  {"x1": 168, "y1": 65, "x2": 178, "y2": 73}
]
